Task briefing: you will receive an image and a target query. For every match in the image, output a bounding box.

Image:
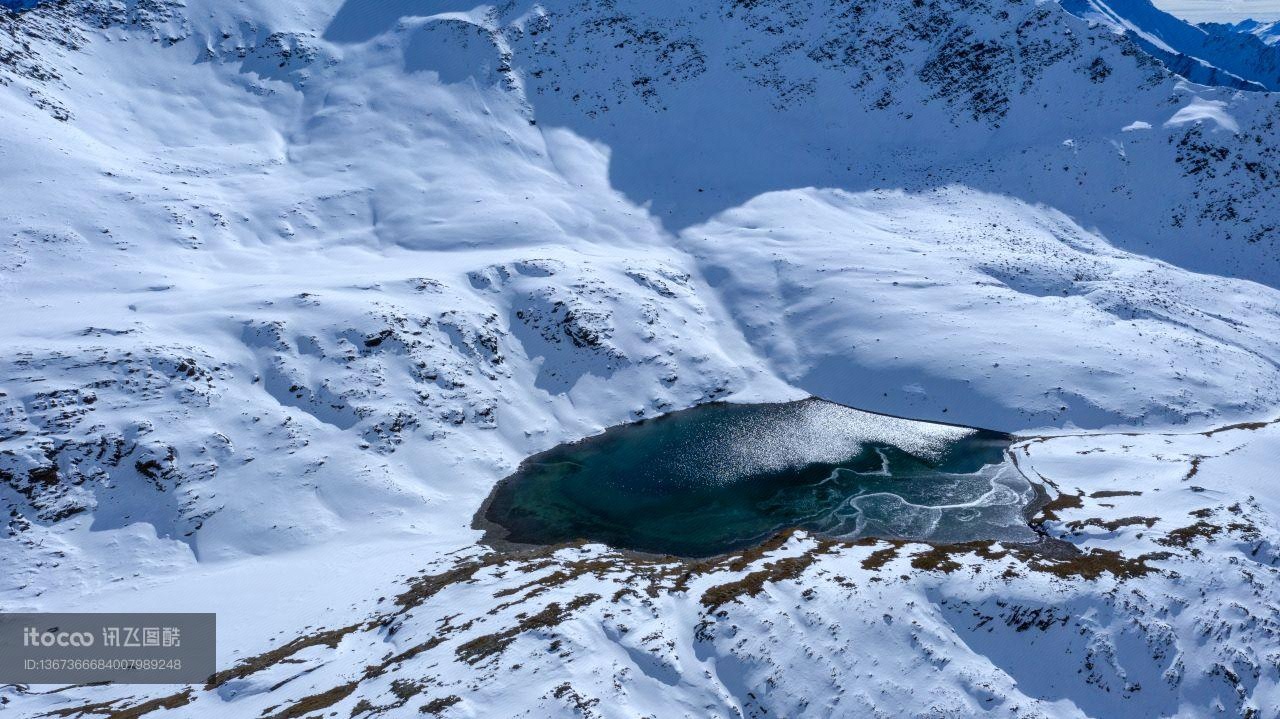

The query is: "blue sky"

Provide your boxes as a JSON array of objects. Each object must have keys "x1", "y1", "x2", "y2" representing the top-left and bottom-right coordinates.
[{"x1": 1152, "y1": 0, "x2": 1280, "y2": 22}]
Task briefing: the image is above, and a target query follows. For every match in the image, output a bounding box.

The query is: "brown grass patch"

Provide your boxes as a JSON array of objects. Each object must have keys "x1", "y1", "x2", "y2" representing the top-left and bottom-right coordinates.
[
  {"x1": 700, "y1": 553, "x2": 819, "y2": 610},
  {"x1": 421, "y1": 695, "x2": 461, "y2": 715},
  {"x1": 41, "y1": 690, "x2": 193, "y2": 719},
  {"x1": 455, "y1": 593, "x2": 600, "y2": 664},
  {"x1": 1036, "y1": 488, "x2": 1084, "y2": 522},
  {"x1": 263, "y1": 681, "x2": 357, "y2": 719},
  {"x1": 206, "y1": 623, "x2": 363, "y2": 690},
  {"x1": 1157, "y1": 521, "x2": 1222, "y2": 547},
  {"x1": 1064, "y1": 516, "x2": 1158, "y2": 533},
  {"x1": 1088, "y1": 490, "x2": 1142, "y2": 499},
  {"x1": 1023, "y1": 548, "x2": 1171, "y2": 580}
]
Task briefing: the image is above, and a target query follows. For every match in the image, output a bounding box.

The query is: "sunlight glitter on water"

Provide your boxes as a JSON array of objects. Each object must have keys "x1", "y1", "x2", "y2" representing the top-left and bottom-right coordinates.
[{"x1": 478, "y1": 399, "x2": 1037, "y2": 557}]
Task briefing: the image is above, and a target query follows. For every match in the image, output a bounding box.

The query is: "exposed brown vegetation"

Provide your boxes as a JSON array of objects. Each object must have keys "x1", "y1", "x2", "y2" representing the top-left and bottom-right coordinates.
[
  {"x1": 41, "y1": 690, "x2": 193, "y2": 719},
  {"x1": 1064, "y1": 516, "x2": 1158, "y2": 533},
  {"x1": 263, "y1": 681, "x2": 357, "y2": 719},
  {"x1": 1202, "y1": 420, "x2": 1273, "y2": 436},
  {"x1": 420, "y1": 695, "x2": 461, "y2": 715},
  {"x1": 206, "y1": 623, "x2": 363, "y2": 689},
  {"x1": 853, "y1": 537, "x2": 1166, "y2": 581},
  {"x1": 395, "y1": 559, "x2": 496, "y2": 610},
  {"x1": 860, "y1": 543, "x2": 901, "y2": 571},
  {"x1": 909, "y1": 541, "x2": 1009, "y2": 573},
  {"x1": 1183, "y1": 455, "x2": 1205, "y2": 481},
  {"x1": 455, "y1": 593, "x2": 600, "y2": 664},
  {"x1": 365, "y1": 636, "x2": 447, "y2": 678},
  {"x1": 1035, "y1": 488, "x2": 1084, "y2": 522},
  {"x1": 1158, "y1": 521, "x2": 1223, "y2": 547},
  {"x1": 1024, "y1": 548, "x2": 1171, "y2": 580},
  {"x1": 700, "y1": 553, "x2": 819, "y2": 609},
  {"x1": 1088, "y1": 490, "x2": 1142, "y2": 499}
]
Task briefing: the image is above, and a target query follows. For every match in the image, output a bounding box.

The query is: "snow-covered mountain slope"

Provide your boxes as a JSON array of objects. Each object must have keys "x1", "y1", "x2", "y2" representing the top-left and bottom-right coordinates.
[
  {"x1": 1205, "y1": 18, "x2": 1280, "y2": 46},
  {"x1": 494, "y1": 0, "x2": 1280, "y2": 284},
  {"x1": 1062, "y1": 0, "x2": 1280, "y2": 90},
  {"x1": 683, "y1": 187, "x2": 1280, "y2": 428},
  {"x1": 2, "y1": 0, "x2": 1280, "y2": 716},
  {"x1": 10, "y1": 417, "x2": 1280, "y2": 718}
]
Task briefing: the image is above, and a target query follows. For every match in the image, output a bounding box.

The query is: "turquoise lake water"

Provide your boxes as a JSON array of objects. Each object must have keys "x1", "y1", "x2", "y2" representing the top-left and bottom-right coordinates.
[{"x1": 479, "y1": 399, "x2": 1037, "y2": 557}]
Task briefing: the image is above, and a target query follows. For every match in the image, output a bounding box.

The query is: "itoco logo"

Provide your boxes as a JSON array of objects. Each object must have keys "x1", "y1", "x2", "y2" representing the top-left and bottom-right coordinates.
[{"x1": 23, "y1": 627, "x2": 95, "y2": 647}]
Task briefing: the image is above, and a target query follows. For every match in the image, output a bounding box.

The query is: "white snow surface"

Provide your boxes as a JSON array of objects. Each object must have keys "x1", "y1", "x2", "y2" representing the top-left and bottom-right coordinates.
[{"x1": 1, "y1": 0, "x2": 1280, "y2": 716}]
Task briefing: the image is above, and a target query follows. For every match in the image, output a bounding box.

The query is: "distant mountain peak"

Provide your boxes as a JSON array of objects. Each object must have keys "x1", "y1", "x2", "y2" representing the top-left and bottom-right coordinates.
[
  {"x1": 1061, "y1": 0, "x2": 1280, "y2": 90},
  {"x1": 1202, "y1": 17, "x2": 1280, "y2": 46}
]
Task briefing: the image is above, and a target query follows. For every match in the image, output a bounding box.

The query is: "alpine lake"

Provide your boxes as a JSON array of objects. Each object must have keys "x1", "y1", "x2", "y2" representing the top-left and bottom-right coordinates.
[{"x1": 477, "y1": 399, "x2": 1040, "y2": 558}]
